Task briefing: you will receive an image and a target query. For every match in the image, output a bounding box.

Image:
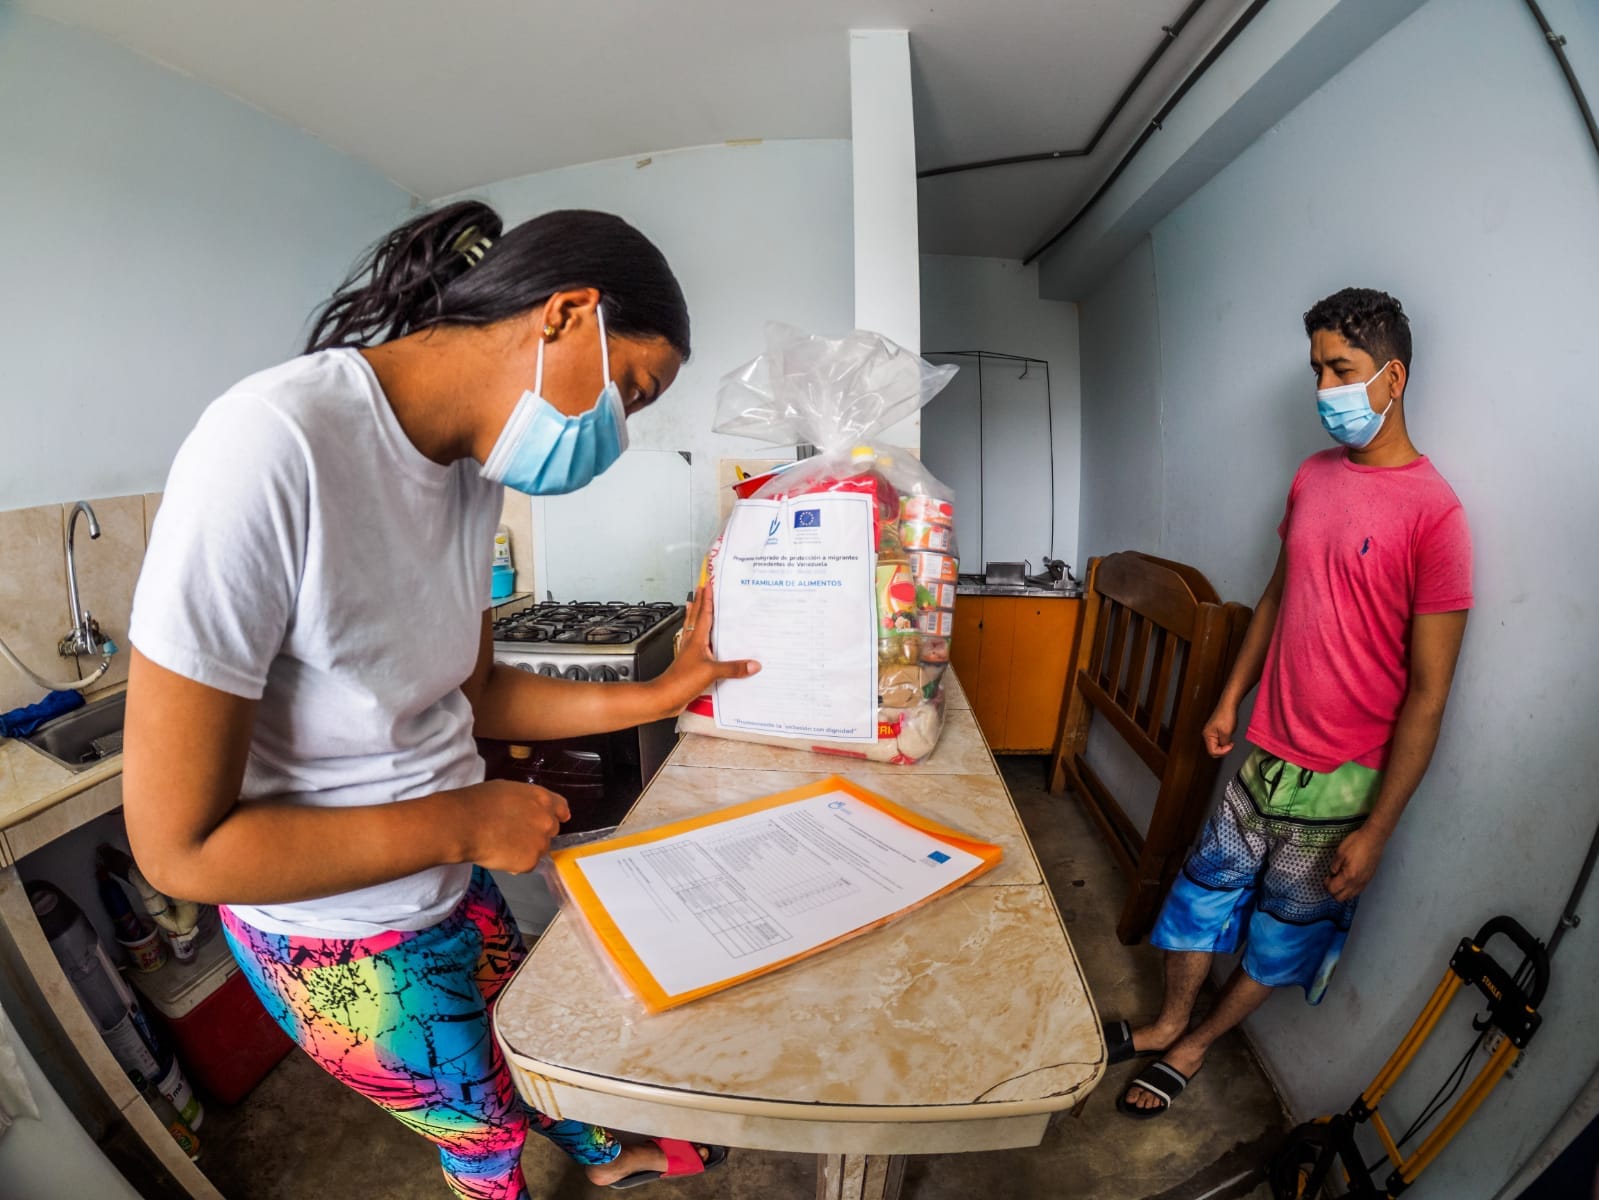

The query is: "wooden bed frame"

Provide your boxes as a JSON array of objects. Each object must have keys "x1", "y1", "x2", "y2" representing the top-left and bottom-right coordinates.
[{"x1": 1048, "y1": 552, "x2": 1251, "y2": 943}]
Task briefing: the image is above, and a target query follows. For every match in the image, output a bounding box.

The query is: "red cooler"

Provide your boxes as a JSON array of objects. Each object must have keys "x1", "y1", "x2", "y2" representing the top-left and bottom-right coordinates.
[{"x1": 129, "y1": 925, "x2": 293, "y2": 1105}]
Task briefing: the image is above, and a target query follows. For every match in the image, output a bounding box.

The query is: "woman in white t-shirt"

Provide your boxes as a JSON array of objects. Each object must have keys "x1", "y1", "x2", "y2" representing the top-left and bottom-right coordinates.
[{"x1": 123, "y1": 202, "x2": 755, "y2": 1195}]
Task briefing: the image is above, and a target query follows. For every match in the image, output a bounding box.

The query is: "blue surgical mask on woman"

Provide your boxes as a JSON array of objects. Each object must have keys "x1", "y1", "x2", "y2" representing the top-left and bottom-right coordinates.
[
  {"x1": 480, "y1": 303, "x2": 629, "y2": 495},
  {"x1": 1316, "y1": 360, "x2": 1394, "y2": 449}
]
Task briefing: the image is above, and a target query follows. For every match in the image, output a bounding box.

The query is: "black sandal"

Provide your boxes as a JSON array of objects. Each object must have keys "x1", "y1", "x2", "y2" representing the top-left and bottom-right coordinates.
[
  {"x1": 1103, "y1": 1019, "x2": 1162, "y2": 1066},
  {"x1": 1115, "y1": 1061, "x2": 1194, "y2": 1120}
]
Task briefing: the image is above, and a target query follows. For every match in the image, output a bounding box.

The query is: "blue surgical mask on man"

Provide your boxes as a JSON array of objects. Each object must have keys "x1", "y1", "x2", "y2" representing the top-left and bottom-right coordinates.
[
  {"x1": 480, "y1": 302, "x2": 629, "y2": 495},
  {"x1": 1316, "y1": 360, "x2": 1395, "y2": 450}
]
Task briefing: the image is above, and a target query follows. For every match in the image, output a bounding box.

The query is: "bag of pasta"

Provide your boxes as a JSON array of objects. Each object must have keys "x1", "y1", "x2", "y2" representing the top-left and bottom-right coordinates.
[{"x1": 677, "y1": 325, "x2": 961, "y2": 763}]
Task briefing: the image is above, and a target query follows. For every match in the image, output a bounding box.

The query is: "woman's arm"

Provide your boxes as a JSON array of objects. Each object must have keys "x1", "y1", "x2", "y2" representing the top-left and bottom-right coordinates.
[
  {"x1": 464, "y1": 586, "x2": 758, "y2": 741},
  {"x1": 123, "y1": 650, "x2": 569, "y2": 905}
]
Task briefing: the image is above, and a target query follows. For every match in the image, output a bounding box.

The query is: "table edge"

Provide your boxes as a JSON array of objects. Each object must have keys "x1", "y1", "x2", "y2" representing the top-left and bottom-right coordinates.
[{"x1": 498, "y1": 1042, "x2": 1107, "y2": 1124}]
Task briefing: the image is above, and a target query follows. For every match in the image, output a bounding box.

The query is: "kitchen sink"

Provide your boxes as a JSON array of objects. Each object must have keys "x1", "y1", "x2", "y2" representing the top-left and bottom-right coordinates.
[{"x1": 21, "y1": 692, "x2": 125, "y2": 772}]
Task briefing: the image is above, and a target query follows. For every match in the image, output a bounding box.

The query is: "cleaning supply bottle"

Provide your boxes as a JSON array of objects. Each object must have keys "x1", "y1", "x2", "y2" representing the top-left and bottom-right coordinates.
[
  {"x1": 491, "y1": 525, "x2": 516, "y2": 601},
  {"x1": 99, "y1": 846, "x2": 203, "y2": 963}
]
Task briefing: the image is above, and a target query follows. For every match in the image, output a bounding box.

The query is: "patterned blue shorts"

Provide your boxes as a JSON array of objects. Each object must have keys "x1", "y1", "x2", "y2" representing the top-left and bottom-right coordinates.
[{"x1": 1149, "y1": 748, "x2": 1380, "y2": 1005}]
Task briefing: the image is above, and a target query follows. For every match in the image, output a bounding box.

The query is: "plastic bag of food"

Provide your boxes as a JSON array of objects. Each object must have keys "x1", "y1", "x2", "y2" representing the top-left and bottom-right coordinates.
[{"x1": 677, "y1": 325, "x2": 960, "y2": 764}]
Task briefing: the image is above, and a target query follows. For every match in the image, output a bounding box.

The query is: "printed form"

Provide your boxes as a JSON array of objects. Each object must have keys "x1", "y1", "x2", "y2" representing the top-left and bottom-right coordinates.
[
  {"x1": 711, "y1": 492, "x2": 878, "y2": 741},
  {"x1": 564, "y1": 785, "x2": 992, "y2": 1002}
]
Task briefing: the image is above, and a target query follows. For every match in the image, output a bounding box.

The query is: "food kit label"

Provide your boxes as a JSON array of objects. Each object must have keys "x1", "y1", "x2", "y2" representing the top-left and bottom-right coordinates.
[{"x1": 713, "y1": 495, "x2": 879, "y2": 742}]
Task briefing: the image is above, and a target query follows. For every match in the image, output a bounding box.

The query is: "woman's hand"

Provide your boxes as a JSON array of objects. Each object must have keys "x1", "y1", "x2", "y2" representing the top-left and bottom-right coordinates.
[
  {"x1": 653, "y1": 586, "x2": 760, "y2": 713},
  {"x1": 461, "y1": 780, "x2": 572, "y2": 874}
]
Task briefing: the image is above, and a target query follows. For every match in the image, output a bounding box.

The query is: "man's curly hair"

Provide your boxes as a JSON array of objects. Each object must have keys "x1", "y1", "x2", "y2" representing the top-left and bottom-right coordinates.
[{"x1": 1303, "y1": 288, "x2": 1412, "y2": 374}]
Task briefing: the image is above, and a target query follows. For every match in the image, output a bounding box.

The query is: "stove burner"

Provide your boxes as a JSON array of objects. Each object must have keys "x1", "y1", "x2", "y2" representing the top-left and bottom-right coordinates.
[
  {"x1": 499, "y1": 625, "x2": 550, "y2": 643},
  {"x1": 498, "y1": 599, "x2": 684, "y2": 648}
]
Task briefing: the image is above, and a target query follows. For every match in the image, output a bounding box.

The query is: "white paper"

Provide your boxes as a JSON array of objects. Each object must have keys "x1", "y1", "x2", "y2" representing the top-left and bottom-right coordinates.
[
  {"x1": 574, "y1": 788, "x2": 985, "y2": 998},
  {"x1": 712, "y1": 493, "x2": 878, "y2": 741}
]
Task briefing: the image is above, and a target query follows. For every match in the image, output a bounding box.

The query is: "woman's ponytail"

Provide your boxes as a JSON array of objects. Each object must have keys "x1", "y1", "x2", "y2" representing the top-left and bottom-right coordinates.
[
  {"x1": 304, "y1": 203, "x2": 690, "y2": 360},
  {"x1": 304, "y1": 201, "x2": 503, "y2": 353}
]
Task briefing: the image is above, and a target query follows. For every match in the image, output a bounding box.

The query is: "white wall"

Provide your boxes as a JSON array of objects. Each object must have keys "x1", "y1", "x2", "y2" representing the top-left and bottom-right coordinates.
[
  {"x1": 1076, "y1": 239, "x2": 1162, "y2": 561},
  {"x1": 447, "y1": 140, "x2": 855, "y2": 563},
  {"x1": 0, "y1": 9, "x2": 412, "y2": 511},
  {"x1": 919, "y1": 255, "x2": 1080, "y2": 572},
  {"x1": 1075, "y1": 2, "x2": 1599, "y2": 1195}
]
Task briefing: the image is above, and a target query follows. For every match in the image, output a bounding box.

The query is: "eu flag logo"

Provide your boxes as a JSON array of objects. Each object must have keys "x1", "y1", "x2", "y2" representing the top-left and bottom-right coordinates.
[{"x1": 794, "y1": 509, "x2": 822, "y2": 529}]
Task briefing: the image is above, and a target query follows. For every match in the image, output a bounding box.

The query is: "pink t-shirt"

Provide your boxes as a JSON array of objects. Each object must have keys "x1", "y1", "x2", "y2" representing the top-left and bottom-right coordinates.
[{"x1": 1247, "y1": 448, "x2": 1473, "y2": 774}]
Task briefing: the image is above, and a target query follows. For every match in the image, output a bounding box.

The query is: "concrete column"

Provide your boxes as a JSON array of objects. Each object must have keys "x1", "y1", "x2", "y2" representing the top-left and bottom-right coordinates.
[{"x1": 849, "y1": 28, "x2": 921, "y2": 448}]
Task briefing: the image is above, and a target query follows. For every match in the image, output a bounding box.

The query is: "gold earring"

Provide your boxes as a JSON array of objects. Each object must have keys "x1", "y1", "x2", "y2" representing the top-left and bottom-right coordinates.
[{"x1": 542, "y1": 324, "x2": 556, "y2": 339}]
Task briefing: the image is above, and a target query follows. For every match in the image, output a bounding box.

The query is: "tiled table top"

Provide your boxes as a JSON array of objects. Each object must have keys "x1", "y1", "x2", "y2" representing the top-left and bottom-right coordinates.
[{"x1": 496, "y1": 688, "x2": 1104, "y2": 1137}]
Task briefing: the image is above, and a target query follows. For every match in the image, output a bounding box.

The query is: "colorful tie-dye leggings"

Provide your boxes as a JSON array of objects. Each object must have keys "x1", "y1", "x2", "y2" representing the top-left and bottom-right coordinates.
[{"x1": 220, "y1": 868, "x2": 620, "y2": 1200}]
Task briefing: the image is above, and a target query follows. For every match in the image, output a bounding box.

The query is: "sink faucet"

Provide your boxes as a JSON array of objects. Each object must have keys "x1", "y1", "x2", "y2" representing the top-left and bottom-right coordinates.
[{"x1": 59, "y1": 501, "x2": 115, "y2": 659}]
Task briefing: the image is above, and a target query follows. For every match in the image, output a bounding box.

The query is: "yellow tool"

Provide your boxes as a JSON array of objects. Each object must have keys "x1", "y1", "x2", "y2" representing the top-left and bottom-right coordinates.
[{"x1": 1271, "y1": 915, "x2": 1549, "y2": 1198}]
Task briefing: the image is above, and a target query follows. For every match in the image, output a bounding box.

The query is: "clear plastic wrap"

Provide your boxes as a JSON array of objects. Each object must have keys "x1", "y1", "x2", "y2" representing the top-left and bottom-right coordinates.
[{"x1": 677, "y1": 325, "x2": 961, "y2": 764}]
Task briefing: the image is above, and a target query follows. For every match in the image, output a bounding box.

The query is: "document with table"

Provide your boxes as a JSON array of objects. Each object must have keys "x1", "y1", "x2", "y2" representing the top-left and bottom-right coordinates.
[{"x1": 546, "y1": 777, "x2": 1003, "y2": 1011}]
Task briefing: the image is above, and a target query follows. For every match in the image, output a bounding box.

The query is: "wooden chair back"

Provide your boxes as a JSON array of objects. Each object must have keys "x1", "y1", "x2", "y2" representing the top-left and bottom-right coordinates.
[{"x1": 1049, "y1": 551, "x2": 1251, "y2": 943}]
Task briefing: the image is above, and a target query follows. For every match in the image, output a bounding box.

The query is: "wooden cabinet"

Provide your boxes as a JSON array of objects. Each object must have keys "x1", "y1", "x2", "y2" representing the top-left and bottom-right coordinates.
[{"x1": 951, "y1": 595, "x2": 1081, "y2": 753}]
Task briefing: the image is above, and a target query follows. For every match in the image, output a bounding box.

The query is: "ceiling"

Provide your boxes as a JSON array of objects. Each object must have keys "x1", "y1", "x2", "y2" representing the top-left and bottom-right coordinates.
[{"x1": 20, "y1": 0, "x2": 1256, "y2": 260}]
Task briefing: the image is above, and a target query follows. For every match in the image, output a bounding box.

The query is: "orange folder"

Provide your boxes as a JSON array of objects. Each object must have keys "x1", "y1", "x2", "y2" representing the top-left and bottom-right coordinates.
[{"x1": 547, "y1": 775, "x2": 1004, "y2": 1012}]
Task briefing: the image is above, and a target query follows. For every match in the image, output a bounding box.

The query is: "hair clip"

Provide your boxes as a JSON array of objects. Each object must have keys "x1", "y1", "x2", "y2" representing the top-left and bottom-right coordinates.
[{"x1": 451, "y1": 226, "x2": 495, "y2": 267}]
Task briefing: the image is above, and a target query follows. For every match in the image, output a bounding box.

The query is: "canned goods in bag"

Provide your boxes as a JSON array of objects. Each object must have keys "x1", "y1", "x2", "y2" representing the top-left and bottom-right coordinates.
[
  {"x1": 916, "y1": 610, "x2": 955, "y2": 637},
  {"x1": 902, "y1": 521, "x2": 953, "y2": 552},
  {"x1": 909, "y1": 552, "x2": 958, "y2": 584},
  {"x1": 921, "y1": 581, "x2": 957, "y2": 609},
  {"x1": 901, "y1": 496, "x2": 955, "y2": 525}
]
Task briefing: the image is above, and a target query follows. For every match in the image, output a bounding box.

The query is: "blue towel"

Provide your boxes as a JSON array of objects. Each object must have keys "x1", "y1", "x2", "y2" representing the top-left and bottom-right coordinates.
[{"x1": 0, "y1": 689, "x2": 85, "y2": 739}]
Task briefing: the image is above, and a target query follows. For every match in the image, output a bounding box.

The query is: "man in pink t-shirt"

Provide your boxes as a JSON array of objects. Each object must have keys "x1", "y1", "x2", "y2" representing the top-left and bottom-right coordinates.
[{"x1": 1109, "y1": 289, "x2": 1473, "y2": 1119}]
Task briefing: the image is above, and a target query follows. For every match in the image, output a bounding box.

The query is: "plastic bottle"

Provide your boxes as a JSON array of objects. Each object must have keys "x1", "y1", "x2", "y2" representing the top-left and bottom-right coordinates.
[
  {"x1": 491, "y1": 525, "x2": 516, "y2": 601},
  {"x1": 97, "y1": 867, "x2": 145, "y2": 942},
  {"x1": 503, "y1": 744, "x2": 537, "y2": 781},
  {"x1": 137, "y1": 1075, "x2": 200, "y2": 1161},
  {"x1": 99, "y1": 847, "x2": 203, "y2": 964},
  {"x1": 501, "y1": 743, "x2": 605, "y2": 805},
  {"x1": 28, "y1": 882, "x2": 203, "y2": 1129}
]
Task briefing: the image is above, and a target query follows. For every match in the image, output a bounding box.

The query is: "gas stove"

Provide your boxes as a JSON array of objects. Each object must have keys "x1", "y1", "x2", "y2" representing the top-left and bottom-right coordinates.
[
  {"x1": 491, "y1": 600, "x2": 683, "y2": 682},
  {"x1": 484, "y1": 596, "x2": 687, "y2": 934}
]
